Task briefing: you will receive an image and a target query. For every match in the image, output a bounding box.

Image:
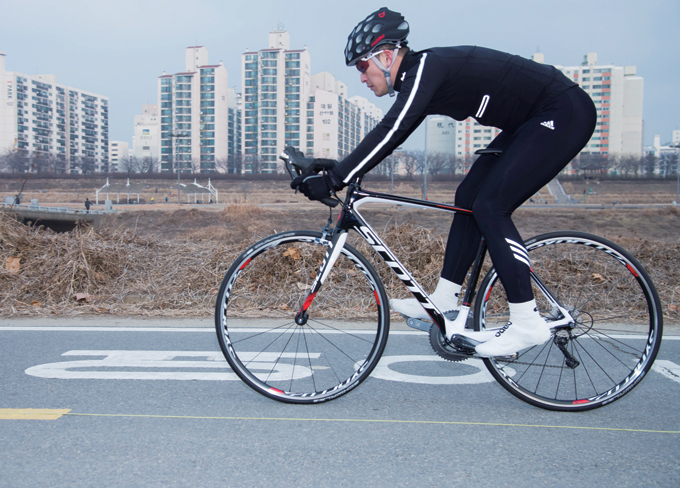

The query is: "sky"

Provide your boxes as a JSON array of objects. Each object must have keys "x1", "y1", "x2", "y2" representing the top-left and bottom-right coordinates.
[{"x1": 1, "y1": 0, "x2": 678, "y2": 150}]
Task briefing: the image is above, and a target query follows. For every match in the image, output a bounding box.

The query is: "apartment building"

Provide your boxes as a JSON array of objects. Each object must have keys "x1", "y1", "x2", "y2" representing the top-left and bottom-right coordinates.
[
  {"x1": 548, "y1": 52, "x2": 644, "y2": 158},
  {"x1": 241, "y1": 29, "x2": 311, "y2": 173},
  {"x1": 132, "y1": 104, "x2": 160, "y2": 163},
  {"x1": 425, "y1": 52, "x2": 644, "y2": 175},
  {"x1": 109, "y1": 141, "x2": 129, "y2": 172},
  {"x1": 306, "y1": 71, "x2": 382, "y2": 160},
  {"x1": 224, "y1": 88, "x2": 243, "y2": 173},
  {"x1": 0, "y1": 51, "x2": 109, "y2": 173},
  {"x1": 158, "y1": 46, "x2": 231, "y2": 173}
]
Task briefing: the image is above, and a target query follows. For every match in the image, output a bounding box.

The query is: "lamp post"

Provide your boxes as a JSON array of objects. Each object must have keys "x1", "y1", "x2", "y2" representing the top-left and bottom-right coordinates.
[
  {"x1": 674, "y1": 145, "x2": 680, "y2": 206},
  {"x1": 169, "y1": 126, "x2": 188, "y2": 204},
  {"x1": 423, "y1": 115, "x2": 429, "y2": 200}
]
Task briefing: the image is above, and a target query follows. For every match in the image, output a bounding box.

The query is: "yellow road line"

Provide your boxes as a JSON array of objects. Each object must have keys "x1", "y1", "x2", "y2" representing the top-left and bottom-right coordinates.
[
  {"x1": 0, "y1": 408, "x2": 71, "y2": 420},
  {"x1": 61, "y1": 412, "x2": 680, "y2": 434}
]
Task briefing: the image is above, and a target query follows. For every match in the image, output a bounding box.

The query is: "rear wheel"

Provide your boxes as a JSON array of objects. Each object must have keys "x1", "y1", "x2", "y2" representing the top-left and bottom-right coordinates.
[
  {"x1": 474, "y1": 231, "x2": 663, "y2": 411},
  {"x1": 215, "y1": 230, "x2": 390, "y2": 403}
]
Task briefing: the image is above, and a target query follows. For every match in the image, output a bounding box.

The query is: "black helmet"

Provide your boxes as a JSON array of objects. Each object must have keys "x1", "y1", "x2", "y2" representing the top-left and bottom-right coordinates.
[{"x1": 344, "y1": 7, "x2": 409, "y2": 66}]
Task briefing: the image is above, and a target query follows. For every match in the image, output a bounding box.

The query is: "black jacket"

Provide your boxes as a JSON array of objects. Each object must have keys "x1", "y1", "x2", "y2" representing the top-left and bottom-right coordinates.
[{"x1": 331, "y1": 46, "x2": 576, "y2": 184}]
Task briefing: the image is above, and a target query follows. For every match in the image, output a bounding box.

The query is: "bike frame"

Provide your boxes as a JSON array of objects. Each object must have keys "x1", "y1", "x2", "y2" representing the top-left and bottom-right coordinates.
[
  {"x1": 296, "y1": 181, "x2": 480, "y2": 340},
  {"x1": 296, "y1": 180, "x2": 575, "y2": 341}
]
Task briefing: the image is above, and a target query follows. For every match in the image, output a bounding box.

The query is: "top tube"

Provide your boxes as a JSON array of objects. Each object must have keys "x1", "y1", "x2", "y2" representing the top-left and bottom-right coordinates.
[{"x1": 347, "y1": 184, "x2": 473, "y2": 216}]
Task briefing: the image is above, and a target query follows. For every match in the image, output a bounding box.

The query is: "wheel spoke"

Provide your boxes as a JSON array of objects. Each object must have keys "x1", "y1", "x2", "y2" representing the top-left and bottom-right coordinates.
[
  {"x1": 476, "y1": 232, "x2": 662, "y2": 410},
  {"x1": 215, "y1": 232, "x2": 389, "y2": 403}
]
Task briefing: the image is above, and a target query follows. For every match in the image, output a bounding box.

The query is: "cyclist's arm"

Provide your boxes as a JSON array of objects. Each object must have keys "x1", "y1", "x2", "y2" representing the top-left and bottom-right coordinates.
[{"x1": 330, "y1": 52, "x2": 446, "y2": 186}]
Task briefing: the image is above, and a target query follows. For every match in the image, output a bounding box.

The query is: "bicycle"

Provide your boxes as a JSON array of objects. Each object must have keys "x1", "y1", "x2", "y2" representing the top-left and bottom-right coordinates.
[{"x1": 215, "y1": 147, "x2": 663, "y2": 410}]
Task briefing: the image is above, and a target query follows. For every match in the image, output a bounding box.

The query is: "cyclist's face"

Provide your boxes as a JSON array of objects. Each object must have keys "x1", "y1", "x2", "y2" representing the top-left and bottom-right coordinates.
[{"x1": 359, "y1": 52, "x2": 390, "y2": 97}]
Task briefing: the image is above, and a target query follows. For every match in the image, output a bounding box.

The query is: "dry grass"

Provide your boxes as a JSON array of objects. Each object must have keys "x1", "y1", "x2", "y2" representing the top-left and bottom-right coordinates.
[{"x1": 2, "y1": 211, "x2": 679, "y2": 324}]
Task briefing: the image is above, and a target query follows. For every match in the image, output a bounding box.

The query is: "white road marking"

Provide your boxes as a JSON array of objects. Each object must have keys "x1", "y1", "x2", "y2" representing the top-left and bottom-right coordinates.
[
  {"x1": 25, "y1": 351, "x2": 314, "y2": 381},
  {"x1": 25, "y1": 350, "x2": 497, "y2": 384},
  {"x1": 652, "y1": 360, "x2": 680, "y2": 385},
  {"x1": 371, "y1": 356, "x2": 498, "y2": 385}
]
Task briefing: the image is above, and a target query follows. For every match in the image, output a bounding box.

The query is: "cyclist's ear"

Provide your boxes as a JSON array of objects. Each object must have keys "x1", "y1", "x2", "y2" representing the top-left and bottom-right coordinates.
[{"x1": 381, "y1": 49, "x2": 395, "y2": 68}]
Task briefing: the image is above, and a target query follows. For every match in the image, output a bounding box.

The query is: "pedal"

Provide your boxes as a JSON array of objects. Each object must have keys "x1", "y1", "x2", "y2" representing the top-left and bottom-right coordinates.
[
  {"x1": 450, "y1": 334, "x2": 482, "y2": 353},
  {"x1": 404, "y1": 310, "x2": 465, "y2": 333}
]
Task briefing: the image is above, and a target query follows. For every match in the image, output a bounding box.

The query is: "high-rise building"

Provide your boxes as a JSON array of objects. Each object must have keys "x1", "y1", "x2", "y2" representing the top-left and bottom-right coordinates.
[
  {"x1": 306, "y1": 71, "x2": 382, "y2": 160},
  {"x1": 672, "y1": 130, "x2": 680, "y2": 147},
  {"x1": 0, "y1": 51, "x2": 109, "y2": 173},
  {"x1": 224, "y1": 88, "x2": 243, "y2": 173},
  {"x1": 347, "y1": 95, "x2": 383, "y2": 143},
  {"x1": 453, "y1": 117, "x2": 501, "y2": 162},
  {"x1": 132, "y1": 104, "x2": 160, "y2": 164},
  {"x1": 431, "y1": 52, "x2": 644, "y2": 175},
  {"x1": 548, "y1": 52, "x2": 644, "y2": 158},
  {"x1": 241, "y1": 28, "x2": 311, "y2": 173},
  {"x1": 423, "y1": 115, "x2": 500, "y2": 172},
  {"x1": 109, "y1": 141, "x2": 129, "y2": 172},
  {"x1": 158, "y1": 46, "x2": 232, "y2": 173}
]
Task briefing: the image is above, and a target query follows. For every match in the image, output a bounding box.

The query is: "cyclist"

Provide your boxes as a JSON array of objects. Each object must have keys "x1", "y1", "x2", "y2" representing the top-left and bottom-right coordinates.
[{"x1": 291, "y1": 7, "x2": 597, "y2": 357}]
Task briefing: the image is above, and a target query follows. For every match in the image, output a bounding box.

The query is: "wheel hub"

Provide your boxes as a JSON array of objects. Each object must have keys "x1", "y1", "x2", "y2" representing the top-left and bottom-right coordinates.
[{"x1": 295, "y1": 310, "x2": 308, "y2": 325}]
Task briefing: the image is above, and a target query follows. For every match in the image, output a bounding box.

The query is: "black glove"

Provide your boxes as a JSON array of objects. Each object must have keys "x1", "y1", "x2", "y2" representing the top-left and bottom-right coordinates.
[{"x1": 290, "y1": 172, "x2": 335, "y2": 202}]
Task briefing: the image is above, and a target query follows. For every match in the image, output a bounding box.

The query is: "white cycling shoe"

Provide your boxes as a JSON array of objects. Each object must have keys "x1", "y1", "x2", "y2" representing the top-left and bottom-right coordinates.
[
  {"x1": 390, "y1": 278, "x2": 461, "y2": 319},
  {"x1": 475, "y1": 300, "x2": 552, "y2": 357}
]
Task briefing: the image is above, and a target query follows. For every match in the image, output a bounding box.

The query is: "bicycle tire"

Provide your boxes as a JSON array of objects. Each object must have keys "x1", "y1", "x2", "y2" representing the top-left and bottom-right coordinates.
[
  {"x1": 215, "y1": 230, "x2": 390, "y2": 404},
  {"x1": 474, "y1": 231, "x2": 663, "y2": 411}
]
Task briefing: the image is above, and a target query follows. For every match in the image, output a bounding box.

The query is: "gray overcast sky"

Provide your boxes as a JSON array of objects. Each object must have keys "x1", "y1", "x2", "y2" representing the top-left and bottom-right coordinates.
[{"x1": 2, "y1": 0, "x2": 678, "y2": 150}]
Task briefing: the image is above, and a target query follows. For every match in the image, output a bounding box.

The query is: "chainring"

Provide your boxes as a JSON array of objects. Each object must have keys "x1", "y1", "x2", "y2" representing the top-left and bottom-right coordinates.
[{"x1": 429, "y1": 323, "x2": 473, "y2": 362}]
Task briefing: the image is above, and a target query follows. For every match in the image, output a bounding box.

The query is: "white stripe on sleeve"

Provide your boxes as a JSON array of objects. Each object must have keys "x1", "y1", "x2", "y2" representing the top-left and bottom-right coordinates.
[{"x1": 344, "y1": 53, "x2": 429, "y2": 183}]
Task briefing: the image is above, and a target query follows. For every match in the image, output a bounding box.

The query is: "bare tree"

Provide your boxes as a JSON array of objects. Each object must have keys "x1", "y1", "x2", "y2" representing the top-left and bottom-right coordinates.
[
  {"x1": 664, "y1": 153, "x2": 679, "y2": 177},
  {"x1": 617, "y1": 154, "x2": 643, "y2": 177},
  {"x1": 643, "y1": 153, "x2": 657, "y2": 176},
  {"x1": 442, "y1": 153, "x2": 461, "y2": 175},
  {"x1": 577, "y1": 153, "x2": 611, "y2": 177},
  {"x1": 0, "y1": 148, "x2": 32, "y2": 173},
  {"x1": 399, "y1": 151, "x2": 417, "y2": 178},
  {"x1": 119, "y1": 156, "x2": 136, "y2": 174},
  {"x1": 31, "y1": 151, "x2": 54, "y2": 173},
  {"x1": 383, "y1": 154, "x2": 399, "y2": 179},
  {"x1": 244, "y1": 155, "x2": 262, "y2": 174},
  {"x1": 138, "y1": 156, "x2": 158, "y2": 173},
  {"x1": 215, "y1": 156, "x2": 230, "y2": 173},
  {"x1": 409, "y1": 149, "x2": 426, "y2": 175},
  {"x1": 80, "y1": 156, "x2": 96, "y2": 175},
  {"x1": 231, "y1": 153, "x2": 244, "y2": 174},
  {"x1": 427, "y1": 151, "x2": 448, "y2": 176}
]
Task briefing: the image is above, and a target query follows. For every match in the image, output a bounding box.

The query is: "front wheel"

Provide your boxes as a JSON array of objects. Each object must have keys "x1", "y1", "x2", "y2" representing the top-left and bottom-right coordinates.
[
  {"x1": 215, "y1": 230, "x2": 390, "y2": 403},
  {"x1": 474, "y1": 231, "x2": 663, "y2": 411}
]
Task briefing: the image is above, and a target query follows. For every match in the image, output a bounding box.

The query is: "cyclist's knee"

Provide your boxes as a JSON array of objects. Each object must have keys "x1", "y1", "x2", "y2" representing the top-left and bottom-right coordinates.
[{"x1": 471, "y1": 199, "x2": 508, "y2": 230}]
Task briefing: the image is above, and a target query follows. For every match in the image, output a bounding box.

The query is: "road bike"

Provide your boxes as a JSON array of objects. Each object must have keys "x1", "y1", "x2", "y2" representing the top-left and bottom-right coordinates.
[{"x1": 215, "y1": 147, "x2": 663, "y2": 410}]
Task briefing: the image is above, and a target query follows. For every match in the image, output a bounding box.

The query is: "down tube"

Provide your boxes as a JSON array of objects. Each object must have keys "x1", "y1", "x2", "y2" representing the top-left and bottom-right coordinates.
[{"x1": 349, "y1": 213, "x2": 447, "y2": 332}]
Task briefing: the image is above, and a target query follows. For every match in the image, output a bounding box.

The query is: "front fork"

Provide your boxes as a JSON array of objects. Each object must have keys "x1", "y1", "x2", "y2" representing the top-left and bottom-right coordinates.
[{"x1": 295, "y1": 229, "x2": 348, "y2": 323}]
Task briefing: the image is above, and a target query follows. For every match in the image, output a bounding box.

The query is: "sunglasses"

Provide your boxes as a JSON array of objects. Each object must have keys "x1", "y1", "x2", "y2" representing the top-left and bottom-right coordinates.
[{"x1": 355, "y1": 49, "x2": 387, "y2": 74}]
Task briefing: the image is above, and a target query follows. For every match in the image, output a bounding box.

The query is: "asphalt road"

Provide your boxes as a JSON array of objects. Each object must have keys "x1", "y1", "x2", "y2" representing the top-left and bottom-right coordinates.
[{"x1": 1, "y1": 318, "x2": 679, "y2": 487}]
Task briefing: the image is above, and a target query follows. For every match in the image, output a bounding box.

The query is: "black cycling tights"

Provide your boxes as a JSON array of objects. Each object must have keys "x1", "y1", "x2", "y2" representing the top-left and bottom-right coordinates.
[{"x1": 441, "y1": 87, "x2": 597, "y2": 304}]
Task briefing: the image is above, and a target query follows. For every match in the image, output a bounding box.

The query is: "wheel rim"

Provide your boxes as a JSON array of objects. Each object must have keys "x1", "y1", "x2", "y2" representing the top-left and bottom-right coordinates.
[
  {"x1": 216, "y1": 233, "x2": 388, "y2": 403},
  {"x1": 478, "y1": 233, "x2": 662, "y2": 410}
]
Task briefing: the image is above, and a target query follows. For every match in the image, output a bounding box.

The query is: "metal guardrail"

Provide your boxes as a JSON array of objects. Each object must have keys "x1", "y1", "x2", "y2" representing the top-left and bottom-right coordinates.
[{"x1": 0, "y1": 203, "x2": 111, "y2": 215}]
